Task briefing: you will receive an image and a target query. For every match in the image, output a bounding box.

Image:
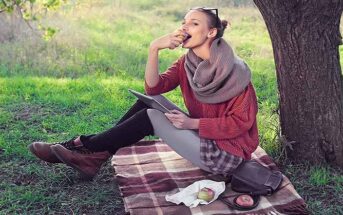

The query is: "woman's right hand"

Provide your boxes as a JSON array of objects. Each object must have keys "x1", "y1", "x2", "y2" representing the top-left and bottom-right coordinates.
[
  {"x1": 145, "y1": 29, "x2": 185, "y2": 87},
  {"x1": 150, "y1": 29, "x2": 186, "y2": 51}
]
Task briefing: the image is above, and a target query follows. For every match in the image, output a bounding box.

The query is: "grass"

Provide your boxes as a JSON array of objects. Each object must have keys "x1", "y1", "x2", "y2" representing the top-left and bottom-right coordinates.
[
  {"x1": 283, "y1": 163, "x2": 343, "y2": 214},
  {"x1": 0, "y1": 0, "x2": 342, "y2": 214},
  {"x1": 309, "y1": 167, "x2": 331, "y2": 186},
  {"x1": 0, "y1": 157, "x2": 125, "y2": 214}
]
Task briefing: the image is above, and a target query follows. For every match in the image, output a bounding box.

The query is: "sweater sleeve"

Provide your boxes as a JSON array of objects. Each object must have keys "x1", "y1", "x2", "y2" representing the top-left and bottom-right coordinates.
[
  {"x1": 198, "y1": 84, "x2": 258, "y2": 140},
  {"x1": 144, "y1": 56, "x2": 184, "y2": 95}
]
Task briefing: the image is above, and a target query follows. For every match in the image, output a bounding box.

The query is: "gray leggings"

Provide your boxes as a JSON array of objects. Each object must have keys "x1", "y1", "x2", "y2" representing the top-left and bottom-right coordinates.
[{"x1": 146, "y1": 95, "x2": 211, "y2": 172}]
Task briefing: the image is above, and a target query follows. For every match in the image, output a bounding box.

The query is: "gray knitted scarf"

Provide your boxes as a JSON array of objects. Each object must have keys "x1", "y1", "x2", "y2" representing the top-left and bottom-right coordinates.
[{"x1": 184, "y1": 38, "x2": 251, "y2": 104}]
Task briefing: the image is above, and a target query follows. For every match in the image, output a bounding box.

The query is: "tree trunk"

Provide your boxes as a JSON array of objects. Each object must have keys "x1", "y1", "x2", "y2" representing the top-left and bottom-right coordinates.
[{"x1": 253, "y1": 0, "x2": 343, "y2": 167}]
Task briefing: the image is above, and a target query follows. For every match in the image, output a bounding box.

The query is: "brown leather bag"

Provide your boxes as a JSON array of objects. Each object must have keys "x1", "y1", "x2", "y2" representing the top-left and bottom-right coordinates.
[
  {"x1": 220, "y1": 160, "x2": 283, "y2": 210},
  {"x1": 231, "y1": 160, "x2": 283, "y2": 196}
]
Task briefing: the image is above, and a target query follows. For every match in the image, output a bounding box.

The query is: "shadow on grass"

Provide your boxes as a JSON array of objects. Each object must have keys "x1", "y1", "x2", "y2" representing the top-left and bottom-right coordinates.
[
  {"x1": 278, "y1": 161, "x2": 343, "y2": 214},
  {"x1": 0, "y1": 156, "x2": 126, "y2": 214}
]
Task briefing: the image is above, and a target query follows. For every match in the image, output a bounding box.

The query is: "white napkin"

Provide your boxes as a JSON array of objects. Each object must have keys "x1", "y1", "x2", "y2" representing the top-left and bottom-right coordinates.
[{"x1": 165, "y1": 179, "x2": 226, "y2": 208}]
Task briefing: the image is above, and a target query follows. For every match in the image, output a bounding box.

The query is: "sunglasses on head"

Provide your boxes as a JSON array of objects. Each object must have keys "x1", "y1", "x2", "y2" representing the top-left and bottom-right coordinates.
[{"x1": 191, "y1": 7, "x2": 219, "y2": 20}]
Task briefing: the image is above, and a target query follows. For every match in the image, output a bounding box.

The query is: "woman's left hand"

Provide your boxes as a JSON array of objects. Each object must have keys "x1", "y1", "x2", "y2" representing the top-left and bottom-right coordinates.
[{"x1": 165, "y1": 110, "x2": 199, "y2": 129}]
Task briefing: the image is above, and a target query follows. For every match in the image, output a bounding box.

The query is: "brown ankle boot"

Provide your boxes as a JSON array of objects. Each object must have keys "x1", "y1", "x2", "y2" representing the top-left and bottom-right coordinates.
[
  {"x1": 28, "y1": 138, "x2": 77, "y2": 163},
  {"x1": 50, "y1": 144, "x2": 111, "y2": 179}
]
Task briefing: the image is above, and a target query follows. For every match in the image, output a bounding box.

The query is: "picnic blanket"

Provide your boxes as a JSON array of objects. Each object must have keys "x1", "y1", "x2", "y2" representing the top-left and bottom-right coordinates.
[{"x1": 111, "y1": 140, "x2": 308, "y2": 215}]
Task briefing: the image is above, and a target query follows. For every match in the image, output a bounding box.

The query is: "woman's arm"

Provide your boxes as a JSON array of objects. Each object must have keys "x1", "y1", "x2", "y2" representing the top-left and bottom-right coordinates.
[
  {"x1": 145, "y1": 46, "x2": 160, "y2": 88},
  {"x1": 145, "y1": 30, "x2": 184, "y2": 88},
  {"x1": 144, "y1": 56, "x2": 183, "y2": 95},
  {"x1": 199, "y1": 85, "x2": 258, "y2": 139}
]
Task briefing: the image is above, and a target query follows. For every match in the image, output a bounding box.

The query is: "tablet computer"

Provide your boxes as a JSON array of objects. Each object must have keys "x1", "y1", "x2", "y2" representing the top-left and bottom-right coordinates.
[{"x1": 128, "y1": 89, "x2": 171, "y2": 113}]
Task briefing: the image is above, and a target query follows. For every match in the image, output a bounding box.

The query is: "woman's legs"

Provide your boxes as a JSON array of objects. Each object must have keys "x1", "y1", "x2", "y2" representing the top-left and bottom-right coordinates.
[
  {"x1": 116, "y1": 99, "x2": 150, "y2": 125},
  {"x1": 50, "y1": 103, "x2": 154, "y2": 179},
  {"x1": 78, "y1": 95, "x2": 178, "y2": 153},
  {"x1": 80, "y1": 108, "x2": 154, "y2": 154},
  {"x1": 28, "y1": 99, "x2": 149, "y2": 163},
  {"x1": 147, "y1": 108, "x2": 211, "y2": 172},
  {"x1": 116, "y1": 94, "x2": 211, "y2": 172},
  {"x1": 31, "y1": 94, "x2": 210, "y2": 178}
]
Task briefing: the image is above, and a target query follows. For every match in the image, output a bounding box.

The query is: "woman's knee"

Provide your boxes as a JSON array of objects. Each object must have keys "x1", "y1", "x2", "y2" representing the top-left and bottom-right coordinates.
[
  {"x1": 146, "y1": 109, "x2": 172, "y2": 131},
  {"x1": 146, "y1": 108, "x2": 164, "y2": 119}
]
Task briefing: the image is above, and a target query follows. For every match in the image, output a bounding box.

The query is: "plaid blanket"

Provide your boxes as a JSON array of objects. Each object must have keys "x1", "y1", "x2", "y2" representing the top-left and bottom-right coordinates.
[{"x1": 111, "y1": 140, "x2": 308, "y2": 215}]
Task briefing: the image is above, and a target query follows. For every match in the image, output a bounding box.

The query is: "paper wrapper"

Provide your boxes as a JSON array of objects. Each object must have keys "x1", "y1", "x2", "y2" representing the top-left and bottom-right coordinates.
[{"x1": 165, "y1": 179, "x2": 226, "y2": 208}]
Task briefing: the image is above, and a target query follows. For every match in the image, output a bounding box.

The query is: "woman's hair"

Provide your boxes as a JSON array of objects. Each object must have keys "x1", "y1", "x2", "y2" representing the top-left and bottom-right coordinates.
[{"x1": 191, "y1": 7, "x2": 229, "y2": 38}]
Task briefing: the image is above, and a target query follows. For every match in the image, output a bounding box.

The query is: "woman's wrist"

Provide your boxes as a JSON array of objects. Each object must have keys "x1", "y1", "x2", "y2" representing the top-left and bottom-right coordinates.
[
  {"x1": 149, "y1": 41, "x2": 161, "y2": 52},
  {"x1": 191, "y1": 119, "x2": 200, "y2": 129}
]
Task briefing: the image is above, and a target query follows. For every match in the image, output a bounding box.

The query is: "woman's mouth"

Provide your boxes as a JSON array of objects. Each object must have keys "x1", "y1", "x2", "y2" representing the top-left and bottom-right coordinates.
[{"x1": 183, "y1": 34, "x2": 192, "y2": 44}]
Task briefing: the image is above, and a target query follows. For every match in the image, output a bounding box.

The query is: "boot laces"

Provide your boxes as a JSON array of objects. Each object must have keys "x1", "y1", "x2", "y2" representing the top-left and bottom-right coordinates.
[
  {"x1": 57, "y1": 139, "x2": 93, "y2": 154},
  {"x1": 58, "y1": 139, "x2": 76, "y2": 150}
]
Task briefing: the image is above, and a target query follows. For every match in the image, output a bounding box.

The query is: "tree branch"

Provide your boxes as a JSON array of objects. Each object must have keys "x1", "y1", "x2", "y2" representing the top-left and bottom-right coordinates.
[
  {"x1": 1, "y1": 0, "x2": 8, "y2": 7},
  {"x1": 17, "y1": 4, "x2": 36, "y2": 30},
  {"x1": 0, "y1": 0, "x2": 8, "y2": 13}
]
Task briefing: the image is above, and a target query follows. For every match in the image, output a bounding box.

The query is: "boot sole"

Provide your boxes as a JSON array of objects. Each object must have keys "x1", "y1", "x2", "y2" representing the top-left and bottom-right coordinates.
[{"x1": 51, "y1": 145, "x2": 95, "y2": 180}]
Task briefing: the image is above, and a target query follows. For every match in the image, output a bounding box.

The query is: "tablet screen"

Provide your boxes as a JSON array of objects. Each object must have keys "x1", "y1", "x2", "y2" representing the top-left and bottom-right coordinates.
[{"x1": 128, "y1": 89, "x2": 171, "y2": 113}]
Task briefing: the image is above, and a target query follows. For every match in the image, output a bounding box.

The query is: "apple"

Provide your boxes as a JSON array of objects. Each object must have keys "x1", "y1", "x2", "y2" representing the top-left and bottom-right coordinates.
[
  {"x1": 175, "y1": 29, "x2": 186, "y2": 40},
  {"x1": 177, "y1": 34, "x2": 186, "y2": 40},
  {"x1": 197, "y1": 187, "x2": 215, "y2": 202},
  {"x1": 235, "y1": 194, "x2": 254, "y2": 207}
]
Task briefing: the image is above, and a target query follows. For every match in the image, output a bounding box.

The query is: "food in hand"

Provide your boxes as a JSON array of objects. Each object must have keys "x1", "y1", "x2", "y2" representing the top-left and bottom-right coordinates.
[
  {"x1": 197, "y1": 187, "x2": 215, "y2": 202},
  {"x1": 175, "y1": 29, "x2": 190, "y2": 42},
  {"x1": 177, "y1": 33, "x2": 186, "y2": 41},
  {"x1": 235, "y1": 194, "x2": 254, "y2": 207}
]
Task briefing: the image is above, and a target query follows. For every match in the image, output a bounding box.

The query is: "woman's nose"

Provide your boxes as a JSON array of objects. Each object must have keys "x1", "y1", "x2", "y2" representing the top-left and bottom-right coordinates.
[{"x1": 181, "y1": 24, "x2": 188, "y2": 31}]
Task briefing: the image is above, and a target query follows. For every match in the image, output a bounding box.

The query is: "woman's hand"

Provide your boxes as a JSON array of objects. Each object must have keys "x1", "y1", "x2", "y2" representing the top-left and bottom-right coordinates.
[
  {"x1": 150, "y1": 29, "x2": 186, "y2": 51},
  {"x1": 165, "y1": 110, "x2": 199, "y2": 129}
]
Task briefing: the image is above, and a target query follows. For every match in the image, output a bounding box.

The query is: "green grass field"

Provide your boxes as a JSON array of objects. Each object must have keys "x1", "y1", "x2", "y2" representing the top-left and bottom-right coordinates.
[{"x1": 0, "y1": 0, "x2": 342, "y2": 214}]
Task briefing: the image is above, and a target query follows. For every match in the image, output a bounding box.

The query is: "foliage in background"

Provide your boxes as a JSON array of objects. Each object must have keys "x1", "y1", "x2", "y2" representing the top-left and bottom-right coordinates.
[{"x1": 0, "y1": 0, "x2": 68, "y2": 40}]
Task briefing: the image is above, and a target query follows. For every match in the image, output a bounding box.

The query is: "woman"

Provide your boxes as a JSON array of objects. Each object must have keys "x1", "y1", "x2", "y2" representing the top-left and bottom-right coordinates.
[{"x1": 29, "y1": 7, "x2": 259, "y2": 180}]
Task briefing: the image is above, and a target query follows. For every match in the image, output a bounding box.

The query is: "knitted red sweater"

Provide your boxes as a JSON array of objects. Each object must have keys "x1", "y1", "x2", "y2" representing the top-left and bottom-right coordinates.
[{"x1": 145, "y1": 56, "x2": 259, "y2": 159}]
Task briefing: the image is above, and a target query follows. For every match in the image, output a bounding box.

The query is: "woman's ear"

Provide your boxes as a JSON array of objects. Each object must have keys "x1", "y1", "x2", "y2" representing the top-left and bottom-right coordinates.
[{"x1": 207, "y1": 28, "x2": 218, "y2": 39}]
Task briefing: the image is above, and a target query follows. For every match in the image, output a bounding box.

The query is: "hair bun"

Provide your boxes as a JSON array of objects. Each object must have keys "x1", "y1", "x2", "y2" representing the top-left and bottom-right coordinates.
[{"x1": 221, "y1": 20, "x2": 229, "y2": 30}]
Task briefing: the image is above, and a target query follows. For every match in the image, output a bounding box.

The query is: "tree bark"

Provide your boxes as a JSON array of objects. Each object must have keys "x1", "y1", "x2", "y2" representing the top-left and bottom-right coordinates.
[{"x1": 253, "y1": 0, "x2": 343, "y2": 167}]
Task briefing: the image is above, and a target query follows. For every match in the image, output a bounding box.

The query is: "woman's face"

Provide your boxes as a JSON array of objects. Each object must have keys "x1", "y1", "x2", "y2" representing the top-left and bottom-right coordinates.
[{"x1": 181, "y1": 10, "x2": 215, "y2": 49}]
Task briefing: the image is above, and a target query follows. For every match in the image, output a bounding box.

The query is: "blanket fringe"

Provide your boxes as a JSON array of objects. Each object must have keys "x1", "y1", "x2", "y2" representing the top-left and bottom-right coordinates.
[{"x1": 278, "y1": 203, "x2": 309, "y2": 215}]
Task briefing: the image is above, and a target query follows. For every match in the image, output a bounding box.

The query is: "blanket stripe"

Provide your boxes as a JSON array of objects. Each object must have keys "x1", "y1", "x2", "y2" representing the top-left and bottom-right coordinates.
[{"x1": 112, "y1": 140, "x2": 308, "y2": 215}]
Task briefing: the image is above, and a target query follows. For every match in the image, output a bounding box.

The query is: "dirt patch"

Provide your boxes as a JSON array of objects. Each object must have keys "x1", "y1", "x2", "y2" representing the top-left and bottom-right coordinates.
[
  {"x1": 10, "y1": 103, "x2": 77, "y2": 122},
  {"x1": 13, "y1": 173, "x2": 39, "y2": 186},
  {"x1": 13, "y1": 104, "x2": 50, "y2": 121}
]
